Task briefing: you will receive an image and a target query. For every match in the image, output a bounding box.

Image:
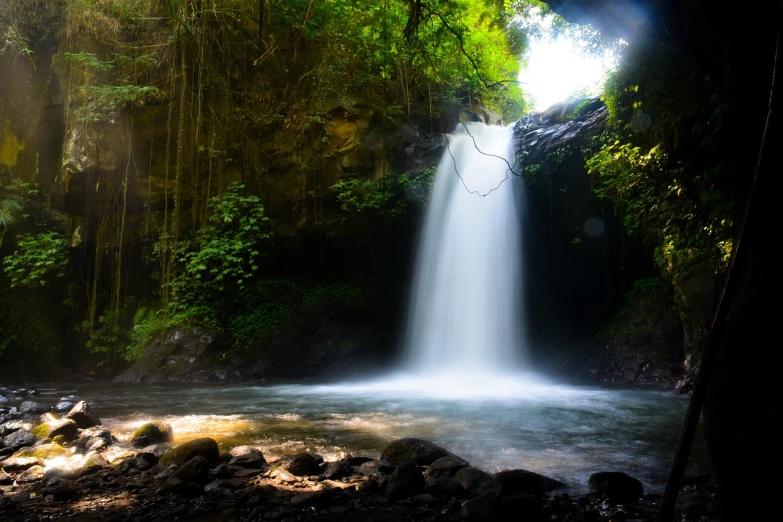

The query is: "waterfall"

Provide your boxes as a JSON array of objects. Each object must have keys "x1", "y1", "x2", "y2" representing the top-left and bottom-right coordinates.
[{"x1": 403, "y1": 122, "x2": 526, "y2": 376}]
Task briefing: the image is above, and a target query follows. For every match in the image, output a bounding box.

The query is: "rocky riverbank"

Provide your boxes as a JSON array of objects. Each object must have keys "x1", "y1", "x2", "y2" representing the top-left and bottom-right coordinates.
[{"x1": 1, "y1": 387, "x2": 720, "y2": 521}]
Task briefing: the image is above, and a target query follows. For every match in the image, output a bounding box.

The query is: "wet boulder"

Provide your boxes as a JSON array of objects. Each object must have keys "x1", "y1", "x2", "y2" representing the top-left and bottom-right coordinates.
[
  {"x1": 588, "y1": 471, "x2": 644, "y2": 502},
  {"x1": 54, "y1": 401, "x2": 74, "y2": 412},
  {"x1": 140, "y1": 443, "x2": 171, "y2": 459},
  {"x1": 159, "y1": 437, "x2": 220, "y2": 467},
  {"x1": 425, "y1": 475, "x2": 467, "y2": 498},
  {"x1": 492, "y1": 469, "x2": 566, "y2": 496},
  {"x1": 65, "y1": 401, "x2": 100, "y2": 429},
  {"x1": 455, "y1": 466, "x2": 497, "y2": 493},
  {"x1": 425, "y1": 455, "x2": 470, "y2": 478},
  {"x1": 381, "y1": 438, "x2": 457, "y2": 466},
  {"x1": 32, "y1": 419, "x2": 78, "y2": 442},
  {"x1": 323, "y1": 460, "x2": 353, "y2": 480},
  {"x1": 228, "y1": 445, "x2": 266, "y2": 469},
  {"x1": 276, "y1": 453, "x2": 321, "y2": 477},
  {"x1": 357, "y1": 459, "x2": 395, "y2": 477},
  {"x1": 131, "y1": 422, "x2": 172, "y2": 447},
  {"x1": 460, "y1": 489, "x2": 500, "y2": 522},
  {"x1": 18, "y1": 401, "x2": 50, "y2": 414},
  {"x1": 173, "y1": 455, "x2": 212, "y2": 485},
  {"x1": 2, "y1": 429, "x2": 36, "y2": 450},
  {"x1": 385, "y1": 461, "x2": 425, "y2": 502}
]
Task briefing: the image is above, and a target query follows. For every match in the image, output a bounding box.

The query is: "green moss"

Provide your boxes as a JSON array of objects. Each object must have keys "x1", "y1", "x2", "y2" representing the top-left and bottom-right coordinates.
[
  {"x1": 159, "y1": 437, "x2": 219, "y2": 467},
  {"x1": 131, "y1": 422, "x2": 172, "y2": 447},
  {"x1": 31, "y1": 424, "x2": 48, "y2": 439},
  {"x1": 51, "y1": 435, "x2": 66, "y2": 445},
  {"x1": 14, "y1": 443, "x2": 70, "y2": 460}
]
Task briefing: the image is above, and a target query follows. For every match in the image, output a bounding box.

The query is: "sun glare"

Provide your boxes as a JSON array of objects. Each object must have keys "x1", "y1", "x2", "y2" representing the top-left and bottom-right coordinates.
[{"x1": 519, "y1": 33, "x2": 617, "y2": 112}]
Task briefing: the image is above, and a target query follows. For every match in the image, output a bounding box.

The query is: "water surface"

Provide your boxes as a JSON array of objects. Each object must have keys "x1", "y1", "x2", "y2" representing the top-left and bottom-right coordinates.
[{"x1": 31, "y1": 374, "x2": 707, "y2": 494}]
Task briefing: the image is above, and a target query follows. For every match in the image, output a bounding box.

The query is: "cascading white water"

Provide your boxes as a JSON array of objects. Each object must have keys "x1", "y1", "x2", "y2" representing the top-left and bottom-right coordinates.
[{"x1": 403, "y1": 122, "x2": 526, "y2": 377}]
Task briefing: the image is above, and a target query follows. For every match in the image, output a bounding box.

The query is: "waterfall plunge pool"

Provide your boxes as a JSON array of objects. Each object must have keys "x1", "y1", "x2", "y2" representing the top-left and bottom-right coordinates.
[{"x1": 31, "y1": 375, "x2": 707, "y2": 494}]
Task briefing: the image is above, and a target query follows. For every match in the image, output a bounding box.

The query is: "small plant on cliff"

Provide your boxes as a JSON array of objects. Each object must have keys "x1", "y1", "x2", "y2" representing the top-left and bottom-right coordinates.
[
  {"x1": 3, "y1": 231, "x2": 68, "y2": 287},
  {"x1": 170, "y1": 182, "x2": 270, "y2": 327}
]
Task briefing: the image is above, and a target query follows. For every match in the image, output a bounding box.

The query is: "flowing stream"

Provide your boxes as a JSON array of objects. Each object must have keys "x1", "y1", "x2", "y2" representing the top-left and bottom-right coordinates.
[{"x1": 29, "y1": 122, "x2": 707, "y2": 494}]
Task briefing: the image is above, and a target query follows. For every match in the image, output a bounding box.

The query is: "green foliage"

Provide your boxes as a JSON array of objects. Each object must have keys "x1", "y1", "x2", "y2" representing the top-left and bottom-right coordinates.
[
  {"x1": 65, "y1": 52, "x2": 164, "y2": 123},
  {"x1": 81, "y1": 309, "x2": 122, "y2": 361},
  {"x1": 3, "y1": 232, "x2": 68, "y2": 287},
  {"x1": 586, "y1": 37, "x2": 733, "y2": 282},
  {"x1": 331, "y1": 167, "x2": 436, "y2": 218},
  {"x1": 599, "y1": 278, "x2": 672, "y2": 338},
  {"x1": 170, "y1": 182, "x2": 270, "y2": 327}
]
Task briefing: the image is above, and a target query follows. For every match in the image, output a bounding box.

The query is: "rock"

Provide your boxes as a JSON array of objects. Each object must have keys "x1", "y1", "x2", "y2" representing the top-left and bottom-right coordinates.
[
  {"x1": 346, "y1": 456, "x2": 374, "y2": 466},
  {"x1": 425, "y1": 456, "x2": 470, "y2": 478},
  {"x1": 460, "y1": 489, "x2": 499, "y2": 521},
  {"x1": 455, "y1": 467, "x2": 496, "y2": 493},
  {"x1": 65, "y1": 401, "x2": 100, "y2": 429},
  {"x1": 381, "y1": 438, "x2": 457, "y2": 466},
  {"x1": 324, "y1": 461, "x2": 353, "y2": 480},
  {"x1": 1, "y1": 456, "x2": 43, "y2": 471},
  {"x1": 588, "y1": 471, "x2": 644, "y2": 502},
  {"x1": 54, "y1": 401, "x2": 74, "y2": 412},
  {"x1": 160, "y1": 477, "x2": 190, "y2": 495},
  {"x1": 385, "y1": 461, "x2": 425, "y2": 502},
  {"x1": 39, "y1": 412, "x2": 60, "y2": 423},
  {"x1": 2, "y1": 429, "x2": 36, "y2": 450},
  {"x1": 18, "y1": 401, "x2": 50, "y2": 414},
  {"x1": 86, "y1": 437, "x2": 108, "y2": 451},
  {"x1": 15, "y1": 443, "x2": 69, "y2": 460},
  {"x1": 173, "y1": 456, "x2": 211, "y2": 485},
  {"x1": 140, "y1": 443, "x2": 171, "y2": 459},
  {"x1": 497, "y1": 492, "x2": 545, "y2": 518},
  {"x1": 228, "y1": 446, "x2": 266, "y2": 469},
  {"x1": 234, "y1": 468, "x2": 262, "y2": 478},
  {"x1": 43, "y1": 467, "x2": 82, "y2": 482},
  {"x1": 32, "y1": 419, "x2": 78, "y2": 441},
  {"x1": 80, "y1": 427, "x2": 111, "y2": 441},
  {"x1": 0, "y1": 469, "x2": 12, "y2": 484},
  {"x1": 39, "y1": 479, "x2": 77, "y2": 500},
  {"x1": 83, "y1": 452, "x2": 109, "y2": 470},
  {"x1": 276, "y1": 453, "x2": 321, "y2": 476},
  {"x1": 159, "y1": 438, "x2": 220, "y2": 467},
  {"x1": 131, "y1": 422, "x2": 173, "y2": 448},
  {"x1": 357, "y1": 459, "x2": 395, "y2": 477},
  {"x1": 1, "y1": 420, "x2": 33, "y2": 436},
  {"x1": 425, "y1": 475, "x2": 467, "y2": 498},
  {"x1": 291, "y1": 490, "x2": 332, "y2": 507},
  {"x1": 492, "y1": 469, "x2": 566, "y2": 496},
  {"x1": 274, "y1": 469, "x2": 299, "y2": 483},
  {"x1": 15, "y1": 464, "x2": 44, "y2": 483},
  {"x1": 0, "y1": 395, "x2": 7, "y2": 404}
]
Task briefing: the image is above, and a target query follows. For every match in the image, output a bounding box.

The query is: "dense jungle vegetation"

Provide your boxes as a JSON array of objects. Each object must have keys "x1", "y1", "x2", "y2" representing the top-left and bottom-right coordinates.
[{"x1": 0, "y1": 0, "x2": 737, "y2": 381}]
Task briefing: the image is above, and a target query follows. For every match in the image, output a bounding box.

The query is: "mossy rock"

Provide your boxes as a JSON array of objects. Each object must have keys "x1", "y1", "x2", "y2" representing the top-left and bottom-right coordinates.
[
  {"x1": 31, "y1": 419, "x2": 78, "y2": 442},
  {"x1": 13, "y1": 443, "x2": 70, "y2": 460},
  {"x1": 51, "y1": 435, "x2": 67, "y2": 445},
  {"x1": 131, "y1": 422, "x2": 173, "y2": 447},
  {"x1": 159, "y1": 437, "x2": 220, "y2": 467}
]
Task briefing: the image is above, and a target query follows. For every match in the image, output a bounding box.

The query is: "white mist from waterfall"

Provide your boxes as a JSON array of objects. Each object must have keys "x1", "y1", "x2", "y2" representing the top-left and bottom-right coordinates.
[{"x1": 402, "y1": 122, "x2": 530, "y2": 382}]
